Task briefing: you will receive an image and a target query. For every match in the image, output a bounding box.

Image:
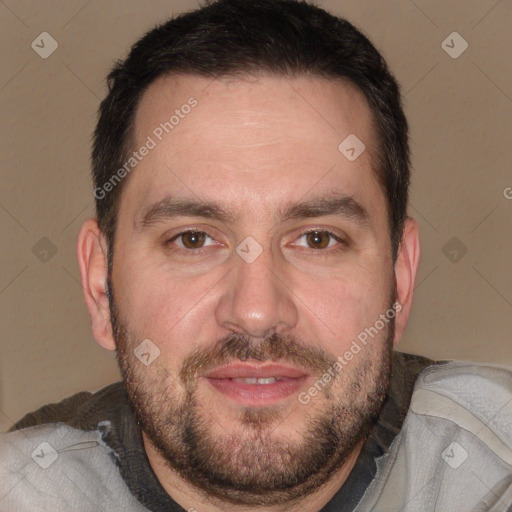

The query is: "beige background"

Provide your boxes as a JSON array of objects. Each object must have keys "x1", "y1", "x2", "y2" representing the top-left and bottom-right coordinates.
[{"x1": 1, "y1": 0, "x2": 511, "y2": 432}]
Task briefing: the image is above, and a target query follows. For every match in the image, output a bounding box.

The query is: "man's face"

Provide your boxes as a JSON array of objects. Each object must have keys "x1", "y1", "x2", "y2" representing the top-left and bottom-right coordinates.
[{"x1": 109, "y1": 74, "x2": 397, "y2": 505}]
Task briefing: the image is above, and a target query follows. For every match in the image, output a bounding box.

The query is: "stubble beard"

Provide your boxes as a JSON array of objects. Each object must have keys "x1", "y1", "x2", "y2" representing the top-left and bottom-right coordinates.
[{"x1": 109, "y1": 279, "x2": 394, "y2": 507}]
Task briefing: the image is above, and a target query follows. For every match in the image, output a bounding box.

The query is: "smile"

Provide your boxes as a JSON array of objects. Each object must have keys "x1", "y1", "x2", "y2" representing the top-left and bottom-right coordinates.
[{"x1": 203, "y1": 363, "x2": 310, "y2": 406}]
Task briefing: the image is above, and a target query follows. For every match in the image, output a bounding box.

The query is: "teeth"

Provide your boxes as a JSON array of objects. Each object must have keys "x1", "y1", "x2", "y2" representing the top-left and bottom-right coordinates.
[
  {"x1": 256, "y1": 377, "x2": 277, "y2": 385},
  {"x1": 232, "y1": 377, "x2": 282, "y2": 385}
]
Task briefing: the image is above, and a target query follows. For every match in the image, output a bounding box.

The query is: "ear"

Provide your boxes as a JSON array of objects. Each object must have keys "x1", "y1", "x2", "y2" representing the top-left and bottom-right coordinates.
[
  {"x1": 392, "y1": 217, "x2": 420, "y2": 346},
  {"x1": 77, "y1": 218, "x2": 116, "y2": 351}
]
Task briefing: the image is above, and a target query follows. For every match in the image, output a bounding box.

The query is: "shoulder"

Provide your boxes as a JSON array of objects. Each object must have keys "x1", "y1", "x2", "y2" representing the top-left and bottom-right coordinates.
[
  {"x1": 410, "y1": 360, "x2": 512, "y2": 456},
  {"x1": 0, "y1": 422, "x2": 147, "y2": 511},
  {"x1": 412, "y1": 360, "x2": 512, "y2": 417},
  {"x1": 8, "y1": 381, "x2": 128, "y2": 432},
  {"x1": 0, "y1": 383, "x2": 149, "y2": 510},
  {"x1": 356, "y1": 360, "x2": 512, "y2": 510}
]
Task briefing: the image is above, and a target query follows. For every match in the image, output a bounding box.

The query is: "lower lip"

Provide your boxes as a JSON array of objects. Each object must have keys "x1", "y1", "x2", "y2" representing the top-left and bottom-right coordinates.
[{"x1": 204, "y1": 377, "x2": 308, "y2": 406}]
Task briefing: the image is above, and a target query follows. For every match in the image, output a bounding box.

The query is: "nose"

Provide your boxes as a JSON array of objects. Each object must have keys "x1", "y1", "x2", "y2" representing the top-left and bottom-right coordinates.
[{"x1": 215, "y1": 244, "x2": 299, "y2": 338}]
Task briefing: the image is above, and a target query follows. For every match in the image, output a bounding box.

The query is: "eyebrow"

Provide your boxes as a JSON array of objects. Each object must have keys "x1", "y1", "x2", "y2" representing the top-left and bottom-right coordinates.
[
  {"x1": 280, "y1": 195, "x2": 370, "y2": 227},
  {"x1": 135, "y1": 193, "x2": 371, "y2": 231},
  {"x1": 136, "y1": 197, "x2": 239, "y2": 230}
]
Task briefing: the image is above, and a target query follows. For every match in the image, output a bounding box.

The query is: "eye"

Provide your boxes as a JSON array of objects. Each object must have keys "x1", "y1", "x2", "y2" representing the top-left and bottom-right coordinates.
[
  {"x1": 168, "y1": 230, "x2": 216, "y2": 250},
  {"x1": 294, "y1": 230, "x2": 344, "y2": 250}
]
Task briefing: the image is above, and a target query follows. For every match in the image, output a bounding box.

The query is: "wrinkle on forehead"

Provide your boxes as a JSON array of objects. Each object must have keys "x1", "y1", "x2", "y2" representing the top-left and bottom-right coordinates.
[
  {"x1": 120, "y1": 74, "x2": 386, "y2": 230},
  {"x1": 133, "y1": 73, "x2": 376, "y2": 149}
]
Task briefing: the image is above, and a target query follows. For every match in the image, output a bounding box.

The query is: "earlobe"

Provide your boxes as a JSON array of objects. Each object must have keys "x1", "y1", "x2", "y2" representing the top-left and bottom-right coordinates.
[
  {"x1": 392, "y1": 217, "x2": 421, "y2": 346},
  {"x1": 77, "y1": 219, "x2": 116, "y2": 351}
]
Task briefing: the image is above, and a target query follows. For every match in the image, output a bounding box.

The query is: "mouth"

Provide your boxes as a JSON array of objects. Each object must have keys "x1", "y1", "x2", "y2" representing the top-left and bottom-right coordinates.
[{"x1": 203, "y1": 363, "x2": 310, "y2": 406}]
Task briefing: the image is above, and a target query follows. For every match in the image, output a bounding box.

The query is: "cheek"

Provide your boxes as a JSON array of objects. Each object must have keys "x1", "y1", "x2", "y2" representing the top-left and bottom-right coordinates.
[
  {"x1": 113, "y1": 256, "x2": 223, "y2": 360},
  {"x1": 294, "y1": 264, "x2": 392, "y2": 351}
]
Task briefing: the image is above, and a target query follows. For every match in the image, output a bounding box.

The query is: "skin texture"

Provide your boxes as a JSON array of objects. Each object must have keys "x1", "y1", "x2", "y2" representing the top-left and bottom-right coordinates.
[{"x1": 78, "y1": 74, "x2": 420, "y2": 512}]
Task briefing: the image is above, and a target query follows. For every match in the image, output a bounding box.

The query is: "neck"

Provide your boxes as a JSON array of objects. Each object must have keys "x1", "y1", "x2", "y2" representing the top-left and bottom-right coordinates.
[{"x1": 142, "y1": 433, "x2": 365, "y2": 512}]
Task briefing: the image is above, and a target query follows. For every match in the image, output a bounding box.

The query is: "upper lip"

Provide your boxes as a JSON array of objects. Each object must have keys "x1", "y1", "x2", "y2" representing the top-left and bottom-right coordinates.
[{"x1": 204, "y1": 363, "x2": 309, "y2": 379}]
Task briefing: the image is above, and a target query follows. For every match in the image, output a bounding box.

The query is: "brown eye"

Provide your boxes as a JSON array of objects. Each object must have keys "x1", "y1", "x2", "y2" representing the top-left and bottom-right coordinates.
[
  {"x1": 305, "y1": 230, "x2": 332, "y2": 249},
  {"x1": 175, "y1": 231, "x2": 208, "y2": 249},
  {"x1": 181, "y1": 231, "x2": 206, "y2": 248}
]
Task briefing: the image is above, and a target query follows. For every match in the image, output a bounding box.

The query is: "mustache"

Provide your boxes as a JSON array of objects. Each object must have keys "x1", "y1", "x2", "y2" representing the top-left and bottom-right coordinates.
[{"x1": 179, "y1": 332, "x2": 337, "y2": 387}]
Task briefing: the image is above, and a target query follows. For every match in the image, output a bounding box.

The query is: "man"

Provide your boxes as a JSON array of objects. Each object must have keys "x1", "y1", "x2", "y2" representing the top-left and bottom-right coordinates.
[{"x1": 1, "y1": 0, "x2": 511, "y2": 510}]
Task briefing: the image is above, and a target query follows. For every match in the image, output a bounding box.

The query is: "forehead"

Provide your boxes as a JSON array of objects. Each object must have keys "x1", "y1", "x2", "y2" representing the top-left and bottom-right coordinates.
[{"x1": 119, "y1": 73, "x2": 385, "y2": 226}]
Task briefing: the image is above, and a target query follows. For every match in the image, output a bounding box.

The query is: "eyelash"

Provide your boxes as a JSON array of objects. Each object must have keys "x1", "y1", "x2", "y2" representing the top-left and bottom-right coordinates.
[{"x1": 165, "y1": 228, "x2": 347, "y2": 255}]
